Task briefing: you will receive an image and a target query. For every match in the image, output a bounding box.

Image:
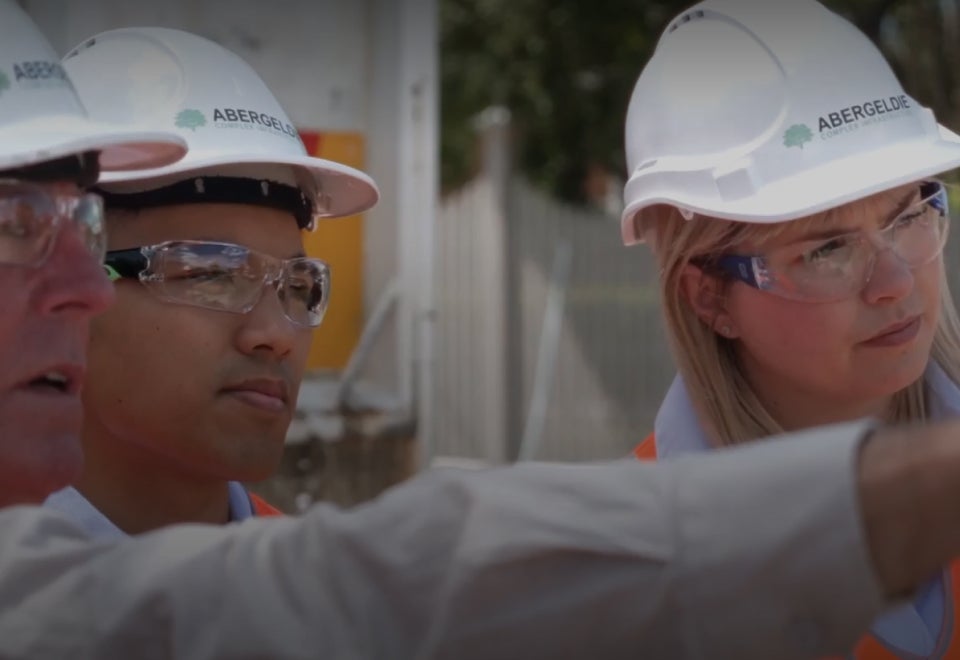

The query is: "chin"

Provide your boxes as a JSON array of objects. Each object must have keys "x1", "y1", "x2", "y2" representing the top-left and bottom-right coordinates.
[
  {"x1": 216, "y1": 442, "x2": 286, "y2": 482},
  {"x1": 858, "y1": 355, "x2": 929, "y2": 399},
  {"x1": 222, "y1": 462, "x2": 282, "y2": 484},
  {"x1": 16, "y1": 436, "x2": 83, "y2": 502}
]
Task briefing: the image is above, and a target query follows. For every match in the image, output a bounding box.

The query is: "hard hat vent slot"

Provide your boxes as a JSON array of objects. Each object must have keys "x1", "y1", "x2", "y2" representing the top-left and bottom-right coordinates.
[
  {"x1": 667, "y1": 10, "x2": 705, "y2": 33},
  {"x1": 65, "y1": 38, "x2": 96, "y2": 60}
]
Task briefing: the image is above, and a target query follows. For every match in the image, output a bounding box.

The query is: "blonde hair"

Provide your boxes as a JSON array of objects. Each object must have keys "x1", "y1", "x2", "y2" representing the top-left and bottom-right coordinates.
[{"x1": 645, "y1": 185, "x2": 960, "y2": 446}]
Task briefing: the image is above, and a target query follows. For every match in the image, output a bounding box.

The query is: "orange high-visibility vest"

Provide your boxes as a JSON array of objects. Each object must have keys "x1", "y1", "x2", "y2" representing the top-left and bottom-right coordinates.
[
  {"x1": 633, "y1": 432, "x2": 960, "y2": 659},
  {"x1": 249, "y1": 491, "x2": 283, "y2": 516},
  {"x1": 633, "y1": 432, "x2": 657, "y2": 461},
  {"x1": 824, "y1": 568, "x2": 960, "y2": 659}
]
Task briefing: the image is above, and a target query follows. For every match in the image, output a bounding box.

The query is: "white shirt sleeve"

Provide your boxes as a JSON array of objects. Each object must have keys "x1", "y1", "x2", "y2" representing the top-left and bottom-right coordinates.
[{"x1": 0, "y1": 420, "x2": 883, "y2": 660}]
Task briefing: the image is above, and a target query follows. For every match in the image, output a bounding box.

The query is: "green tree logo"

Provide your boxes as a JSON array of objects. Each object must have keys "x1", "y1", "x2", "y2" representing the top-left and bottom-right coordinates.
[
  {"x1": 783, "y1": 123, "x2": 813, "y2": 149},
  {"x1": 175, "y1": 108, "x2": 206, "y2": 131},
  {"x1": 0, "y1": 71, "x2": 10, "y2": 96}
]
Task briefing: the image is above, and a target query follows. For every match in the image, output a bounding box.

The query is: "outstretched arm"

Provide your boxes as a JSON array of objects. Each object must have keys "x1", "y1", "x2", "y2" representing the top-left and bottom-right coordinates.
[{"x1": 0, "y1": 419, "x2": 936, "y2": 659}]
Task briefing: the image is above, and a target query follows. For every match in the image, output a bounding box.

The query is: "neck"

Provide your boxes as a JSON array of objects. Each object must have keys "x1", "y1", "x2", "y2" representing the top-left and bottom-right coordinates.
[
  {"x1": 767, "y1": 392, "x2": 890, "y2": 431},
  {"x1": 76, "y1": 423, "x2": 232, "y2": 535},
  {"x1": 748, "y1": 375, "x2": 892, "y2": 432}
]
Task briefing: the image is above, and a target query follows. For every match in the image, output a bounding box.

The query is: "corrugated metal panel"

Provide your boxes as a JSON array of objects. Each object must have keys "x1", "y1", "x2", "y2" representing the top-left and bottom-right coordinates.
[{"x1": 433, "y1": 175, "x2": 676, "y2": 464}]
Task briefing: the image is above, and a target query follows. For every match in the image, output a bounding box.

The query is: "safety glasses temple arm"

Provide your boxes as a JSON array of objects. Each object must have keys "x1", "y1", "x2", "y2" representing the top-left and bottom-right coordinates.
[
  {"x1": 713, "y1": 254, "x2": 763, "y2": 288},
  {"x1": 103, "y1": 248, "x2": 148, "y2": 281}
]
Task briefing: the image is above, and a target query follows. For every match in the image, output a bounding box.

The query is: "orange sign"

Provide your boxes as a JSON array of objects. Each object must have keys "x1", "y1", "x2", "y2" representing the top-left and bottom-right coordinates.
[{"x1": 299, "y1": 130, "x2": 366, "y2": 371}]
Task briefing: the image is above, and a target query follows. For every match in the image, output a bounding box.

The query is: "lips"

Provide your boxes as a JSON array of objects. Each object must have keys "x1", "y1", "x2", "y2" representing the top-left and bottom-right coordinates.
[
  {"x1": 18, "y1": 363, "x2": 85, "y2": 395},
  {"x1": 223, "y1": 378, "x2": 288, "y2": 401},
  {"x1": 221, "y1": 377, "x2": 290, "y2": 413},
  {"x1": 862, "y1": 315, "x2": 922, "y2": 347}
]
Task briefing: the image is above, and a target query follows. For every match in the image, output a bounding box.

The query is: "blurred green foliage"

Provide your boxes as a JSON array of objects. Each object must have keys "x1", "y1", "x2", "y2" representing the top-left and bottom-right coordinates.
[{"x1": 440, "y1": 0, "x2": 960, "y2": 202}]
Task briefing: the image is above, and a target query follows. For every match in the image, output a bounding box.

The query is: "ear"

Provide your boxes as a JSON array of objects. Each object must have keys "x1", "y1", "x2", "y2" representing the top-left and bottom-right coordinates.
[{"x1": 678, "y1": 263, "x2": 740, "y2": 339}]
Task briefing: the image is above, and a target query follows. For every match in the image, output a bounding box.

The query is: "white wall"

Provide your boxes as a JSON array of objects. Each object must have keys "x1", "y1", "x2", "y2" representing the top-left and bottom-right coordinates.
[
  {"x1": 24, "y1": 1, "x2": 368, "y2": 131},
  {"x1": 24, "y1": 1, "x2": 369, "y2": 131}
]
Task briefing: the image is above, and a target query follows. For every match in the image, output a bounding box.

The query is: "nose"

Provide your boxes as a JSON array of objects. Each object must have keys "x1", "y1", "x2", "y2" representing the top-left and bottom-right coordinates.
[
  {"x1": 33, "y1": 220, "x2": 115, "y2": 318},
  {"x1": 860, "y1": 245, "x2": 914, "y2": 306},
  {"x1": 233, "y1": 279, "x2": 302, "y2": 360}
]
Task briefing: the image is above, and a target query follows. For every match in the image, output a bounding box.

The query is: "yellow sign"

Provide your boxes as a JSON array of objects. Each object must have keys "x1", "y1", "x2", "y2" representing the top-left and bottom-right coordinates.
[{"x1": 299, "y1": 131, "x2": 365, "y2": 371}]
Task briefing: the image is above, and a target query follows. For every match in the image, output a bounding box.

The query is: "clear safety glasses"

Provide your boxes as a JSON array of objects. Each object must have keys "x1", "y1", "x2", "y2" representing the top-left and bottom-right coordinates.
[
  {"x1": 710, "y1": 180, "x2": 949, "y2": 303},
  {"x1": 103, "y1": 240, "x2": 330, "y2": 327},
  {"x1": 0, "y1": 179, "x2": 105, "y2": 266}
]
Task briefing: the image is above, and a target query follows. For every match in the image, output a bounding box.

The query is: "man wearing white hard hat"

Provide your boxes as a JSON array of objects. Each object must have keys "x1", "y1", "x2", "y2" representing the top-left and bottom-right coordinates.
[
  {"x1": 42, "y1": 27, "x2": 378, "y2": 535},
  {"x1": 0, "y1": 0, "x2": 186, "y2": 508}
]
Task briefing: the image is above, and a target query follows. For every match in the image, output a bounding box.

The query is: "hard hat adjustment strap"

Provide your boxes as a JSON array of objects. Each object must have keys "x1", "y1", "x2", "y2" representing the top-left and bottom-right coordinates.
[{"x1": 94, "y1": 176, "x2": 313, "y2": 229}]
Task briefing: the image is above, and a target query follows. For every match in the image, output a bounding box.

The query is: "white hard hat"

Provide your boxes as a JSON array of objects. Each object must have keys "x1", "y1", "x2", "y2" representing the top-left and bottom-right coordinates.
[
  {"x1": 0, "y1": 1, "x2": 186, "y2": 174},
  {"x1": 62, "y1": 27, "x2": 378, "y2": 221},
  {"x1": 621, "y1": 0, "x2": 960, "y2": 245}
]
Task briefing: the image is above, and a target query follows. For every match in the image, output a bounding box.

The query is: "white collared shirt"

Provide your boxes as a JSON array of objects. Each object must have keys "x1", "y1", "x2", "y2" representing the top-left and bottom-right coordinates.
[{"x1": 0, "y1": 421, "x2": 885, "y2": 659}]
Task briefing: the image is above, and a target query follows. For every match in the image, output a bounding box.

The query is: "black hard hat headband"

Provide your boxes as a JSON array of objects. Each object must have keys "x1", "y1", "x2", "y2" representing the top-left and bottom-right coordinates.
[{"x1": 94, "y1": 175, "x2": 314, "y2": 229}]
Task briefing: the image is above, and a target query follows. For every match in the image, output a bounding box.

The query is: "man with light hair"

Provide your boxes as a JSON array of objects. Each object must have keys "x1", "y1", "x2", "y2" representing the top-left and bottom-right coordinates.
[{"x1": 3, "y1": 1, "x2": 960, "y2": 658}]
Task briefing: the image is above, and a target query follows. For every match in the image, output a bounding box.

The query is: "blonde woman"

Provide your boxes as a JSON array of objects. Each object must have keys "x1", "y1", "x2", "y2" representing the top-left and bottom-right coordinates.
[{"x1": 625, "y1": 0, "x2": 960, "y2": 657}]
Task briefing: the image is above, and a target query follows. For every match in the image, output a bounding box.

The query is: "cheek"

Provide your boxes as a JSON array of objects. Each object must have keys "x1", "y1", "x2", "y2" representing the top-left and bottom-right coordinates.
[
  {"x1": 729, "y1": 292, "x2": 855, "y2": 364},
  {"x1": 294, "y1": 331, "x2": 312, "y2": 362},
  {"x1": 0, "y1": 284, "x2": 33, "y2": 358},
  {"x1": 288, "y1": 331, "x2": 313, "y2": 385},
  {"x1": 86, "y1": 294, "x2": 223, "y2": 410},
  {"x1": 0, "y1": 311, "x2": 26, "y2": 367},
  {"x1": 916, "y1": 260, "x2": 943, "y2": 315}
]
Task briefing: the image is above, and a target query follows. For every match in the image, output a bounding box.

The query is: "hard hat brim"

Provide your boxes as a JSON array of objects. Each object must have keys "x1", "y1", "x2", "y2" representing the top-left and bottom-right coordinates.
[
  {"x1": 622, "y1": 125, "x2": 960, "y2": 246},
  {"x1": 97, "y1": 151, "x2": 380, "y2": 219},
  {"x1": 0, "y1": 116, "x2": 187, "y2": 174}
]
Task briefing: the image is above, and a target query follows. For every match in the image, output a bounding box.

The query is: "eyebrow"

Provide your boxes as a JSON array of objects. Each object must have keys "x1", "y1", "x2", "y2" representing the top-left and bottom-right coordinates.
[{"x1": 790, "y1": 188, "x2": 921, "y2": 243}]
